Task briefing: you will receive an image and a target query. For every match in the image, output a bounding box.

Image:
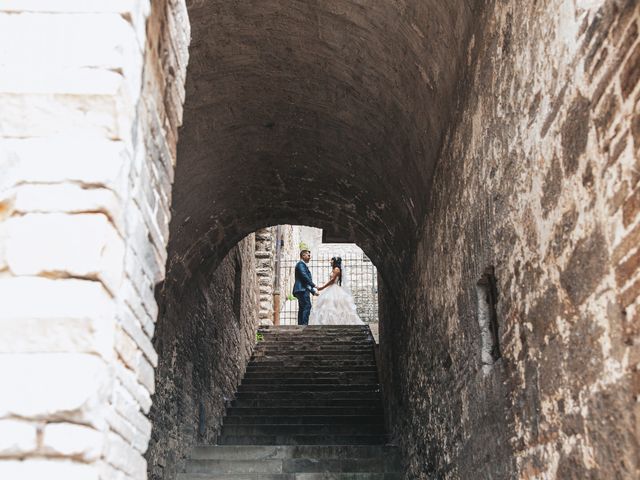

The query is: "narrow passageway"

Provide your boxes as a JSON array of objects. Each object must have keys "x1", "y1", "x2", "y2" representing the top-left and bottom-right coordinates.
[{"x1": 150, "y1": 1, "x2": 640, "y2": 479}]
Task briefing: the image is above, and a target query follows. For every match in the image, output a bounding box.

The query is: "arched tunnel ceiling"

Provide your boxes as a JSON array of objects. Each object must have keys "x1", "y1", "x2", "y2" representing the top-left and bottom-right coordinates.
[{"x1": 168, "y1": 0, "x2": 479, "y2": 288}]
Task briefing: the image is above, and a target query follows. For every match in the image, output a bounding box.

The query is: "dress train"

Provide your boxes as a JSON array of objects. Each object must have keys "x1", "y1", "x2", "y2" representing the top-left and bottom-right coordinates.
[{"x1": 308, "y1": 283, "x2": 364, "y2": 325}]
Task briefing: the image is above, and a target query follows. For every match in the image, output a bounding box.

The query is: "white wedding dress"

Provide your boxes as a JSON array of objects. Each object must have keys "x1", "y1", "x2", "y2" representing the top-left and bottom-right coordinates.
[{"x1": 308, "y1": 274, "x2": 364, "y2": 326}]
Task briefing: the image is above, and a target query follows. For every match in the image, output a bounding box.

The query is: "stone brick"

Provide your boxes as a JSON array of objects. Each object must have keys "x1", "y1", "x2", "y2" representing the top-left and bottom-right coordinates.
[
  {"x1": 111, "y1": 383, "x2": 152, "y2": 452},
  {"x1": 0, "y1": 419, "x2": 37, "y2": 457},
  {"x1": 0, "y1": 277, "x2": 114, "y2": 357},
  {"x1": 620, "y1": 276, "x2": 640, "y2": 308},
  {"x1": 0, "y1": 353, "x2": 110, "y2": 426},
  {"x1": 115, "y1": 359, "x2": 151, "y2": 414},
  {"x1": 9, "y1": 184, "x2": 124, "y2": 235},
  {"x1": 0, "y1": 73, "x2": 134, "y2": 140},
  {"x1": 613, "y1": 220, "x2": 640, "y2": 263},
  {"x1": 616, "y1": 245, "x2": 640, "y2": 287},
  {"x1": 0, "y1": 137, "x2": 129, "y2": 193},
  {"x1": 116, "y1": 302, "x2": 158, "y2": 367},
  {"x1": 622, "y1": 185, "x2": 640, "y2": 227},
  {"x1": 620, "y1": 42, "x2": 640, "y2": 99},
  {"x1": 560, "y1": 228, "x2": 608, "y2": 306},
  {"x1": 42, "y1": 423, "x2": 103, "y2": 461},
  {"x1": 0, "y1": 459, "x2": 100, "y2": 480},
  {"x1": 5, "y1": 213, "x2": 124, "y2": 294},
  {"x1": 104, "y1": 431, "x2": 147, "y2": 479}
]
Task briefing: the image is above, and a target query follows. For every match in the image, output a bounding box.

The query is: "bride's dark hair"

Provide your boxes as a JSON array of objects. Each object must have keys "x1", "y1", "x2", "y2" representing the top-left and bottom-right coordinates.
[{"x1": 331, "y1": 256, "x2": 343, "y2": 286}]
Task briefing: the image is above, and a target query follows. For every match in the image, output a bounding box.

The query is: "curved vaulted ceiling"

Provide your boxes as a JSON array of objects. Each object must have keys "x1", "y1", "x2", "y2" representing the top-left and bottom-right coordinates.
[{"x1": 168, "y1": 0, "x2": 479, "y2": 289}]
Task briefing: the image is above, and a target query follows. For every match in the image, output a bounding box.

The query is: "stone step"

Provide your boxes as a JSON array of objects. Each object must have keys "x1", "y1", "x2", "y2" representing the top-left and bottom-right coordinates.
[
  {"x1": 253, "y1": 349, "x2": 374, "y2": 356},
  {"x1": 185, "y1": 456, "x2": 400, "y2": 474},
  {"x1": 218, "y1": 434, "x2": 389, "y2": 445},
  {"x1": 179, "y1": 473, "x2": 401, "y2": 480},
  {"x1": 250, "y1": 349, "x2": 374, "y2": 362},
  {"x1": 231, "y1": 399, "x2": 382, "y2": 409},
  {"x1": 255, "y1": 342, "x2": 373, "y2": 348},
  {"x1": 189, "y1": 445, "x2": 399, "y2": 461},
  {"x1": 227, "y1": 407, "x2": 383, "y2": 416},
  {"x1": 245, "y1": 366, "x2": 377, "y2": 374},
  {"x1": 237, "y1": 384, "x2": 379, "y2": 392},
  {"x1": 249, "y1": 360, "x2": 376, "y2": 367},
  {"x1": 178, "y1": 325, "x2": 396, "y2": 478},
  {"x1": 257, "y1": 333, "x2": 371, "y2": 339},
  {"x1": 223, "y1": 415, "x2": 384, "y2": 425},
  {"x1": 258, "y1": 326, "x2": 370, "y2": 331},
  {"x1": 256, "y1": 336, "x2": 373, "y2": 342},
  {"x1": 255, "y1": 340, "x2": 373, "y2": 347},
  {"x1": 233, "y1": 393, "x2": 381, "y2": 403},
  {"x1": 241, "y1": 377, "x2": 378, "y2": 386},
  {"x1": 221, "y1": 424, "x2": 385, "y2": 436}
]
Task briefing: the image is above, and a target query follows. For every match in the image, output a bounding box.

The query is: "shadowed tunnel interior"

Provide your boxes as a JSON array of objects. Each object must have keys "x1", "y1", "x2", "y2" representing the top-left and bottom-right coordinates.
[
  {"x1": 150, "y1": 1, "x2": 640, "y2": 479},
  {"x1": 164, "y1": 0, "x2": 479, "y2": 292},
  {"x1": 151, "y1": 1, "x2": 480, "y2": 477}
]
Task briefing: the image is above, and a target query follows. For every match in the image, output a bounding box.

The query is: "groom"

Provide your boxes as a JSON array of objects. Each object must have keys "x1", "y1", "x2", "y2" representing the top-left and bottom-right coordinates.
[{"x1": 293, "y1": 249, "x2": 319, "y2": 325}]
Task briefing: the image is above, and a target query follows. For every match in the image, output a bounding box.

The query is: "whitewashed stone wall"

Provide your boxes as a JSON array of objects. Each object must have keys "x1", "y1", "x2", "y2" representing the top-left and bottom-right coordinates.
[{"x1": 0, "y1": 1, "x2": 189, "y2": 478}]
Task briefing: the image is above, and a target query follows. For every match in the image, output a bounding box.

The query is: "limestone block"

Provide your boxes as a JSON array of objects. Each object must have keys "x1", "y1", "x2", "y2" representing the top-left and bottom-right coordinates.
[
  {"x1": 124, "y1": 247, "x2": 158, "y2": 326},
  {"x1": 0, "y1": 72, "x2": 134, "y2": 140},
  {"x1": 0, "y1": 353, "x2": 111, "y2": 427},
  {"x1": 108, "y1": 385, "x2": 151, "y2": 453},
  {"x1": 104, "y1": 431, "x2": 146, "y2": 479},
  {"x1": 0, "y1": 0, "x2": 150, "y2": 15},
  {"x1": 136, "y1": 355, "x2": 155, "y2": 395},
  {"x1": 8, "y1": 184, "x2": 124, "y2": 235},
  {"x1": 121, "y1": 279, "x2": 153, "y2": 339},
  {"x1": 42, "y1": 423, "x2": 104, "y2": 461},
  {"x1": 0, "y1": 419, "x2": 37, "y2": 456},
  {"x1": 0, "y1": 277, "x2": 115, "y2": 357},
  {"x1": 0, "y1": 13, "x2": 143, "y2": 94},
  {"x1": 0, "y1": 137, "x2": 129, "y2": 194},
  {"x1": 115, "y1": 359, "x2": 151, "y2": 414},
  {"x1": 5, "y1": 213, "x2": 125, "y2": 294},
  {"x1": 115, "y1": 325, "x2": 142, "y2": 373},
  {"x1": 116, "y1": 302, "x2": 158, "y2": 367},
  {"x1": 0, "y1": 459, "x2": 100, "y2": 479},
  {"x1": 125, "y1": 204, "x2": 164, "y2": 284},
  {"x1": 0, "y1": 2, "x2": 153, "y2": 56}
]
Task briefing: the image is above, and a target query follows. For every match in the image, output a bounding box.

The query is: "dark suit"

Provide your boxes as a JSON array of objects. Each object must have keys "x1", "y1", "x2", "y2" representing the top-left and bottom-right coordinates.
[{"x1": 293, "y1": 260, "x2": 316, "y2": 325}]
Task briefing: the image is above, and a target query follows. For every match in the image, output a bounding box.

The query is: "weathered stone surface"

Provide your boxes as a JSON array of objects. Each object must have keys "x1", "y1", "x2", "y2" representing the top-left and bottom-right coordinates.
[
  {"x1": 41, "y1": 423, "x2": 103, "y2": 461},
  {"x1": 5, "y1": 213, "x2": 124, "y2": 293},
  {"x1": 147, "y1": 236, "x2": 258, "y2": 480},
  {"x1": 0, "y1": 419, "x2": 37, "y2": 457},
  {"x1": 0, "y1": 459, "x2": 100, "y2": 480},
  {"x1": 0, "y1": 277, "x2": 114, "y2": 356},
  {"x1": 379, "y1": 2, "x2": 640, "y2": 479},
  {"x1": 0, "y1": 1, "x2": 188, "y2": 479},
  {"x1": 0, "y1": 353, "x2": 110, "y2": 425}
]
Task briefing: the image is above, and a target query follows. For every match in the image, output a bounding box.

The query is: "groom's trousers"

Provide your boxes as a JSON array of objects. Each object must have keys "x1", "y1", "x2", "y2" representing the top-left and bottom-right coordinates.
[{"x1": 295, "y1": 291, "x2": 311, "y2": 325}]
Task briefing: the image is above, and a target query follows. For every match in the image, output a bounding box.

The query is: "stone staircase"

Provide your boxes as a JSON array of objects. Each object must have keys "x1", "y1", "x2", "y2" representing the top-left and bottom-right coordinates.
[{"x1": 179, "y1": 325, "x2": 402, "y2": 479}]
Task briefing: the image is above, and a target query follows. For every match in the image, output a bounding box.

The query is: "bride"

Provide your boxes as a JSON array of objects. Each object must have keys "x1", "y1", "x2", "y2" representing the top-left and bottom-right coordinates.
[{"x1": 309, "y1": 257, "x2": 364, "y2": 325}]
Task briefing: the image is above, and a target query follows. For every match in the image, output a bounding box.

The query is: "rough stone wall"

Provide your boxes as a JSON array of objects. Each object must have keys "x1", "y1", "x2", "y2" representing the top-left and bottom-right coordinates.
[
  {"x1": 0, "y1": 0, "x2": 188, "y2": 478},
  {"x1": 380, "y1": 1, "x2": 640, "y2": 478},
  {"x1": 147, "y1": 236, "x2": 258, "y2": 480}
]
